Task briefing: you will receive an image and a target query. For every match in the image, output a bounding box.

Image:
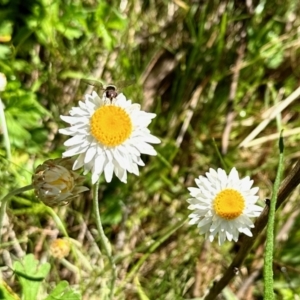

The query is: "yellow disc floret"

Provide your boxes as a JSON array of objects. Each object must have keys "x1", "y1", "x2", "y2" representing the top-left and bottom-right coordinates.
[
  {"x1": 90, "y1": 105, "x2": 132, "y2": 147},
  {"x1": 213, "y1": 188, "x2": 245, "y2": 220}
]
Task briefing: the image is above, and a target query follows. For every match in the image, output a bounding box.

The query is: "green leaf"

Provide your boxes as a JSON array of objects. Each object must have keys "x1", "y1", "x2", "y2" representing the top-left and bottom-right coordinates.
[
  {"x1": 44, "y1": 281, "x2": 81, "y2": 300},
  {"x1": 2, "y1": 86, "x2": 50, "y2": 150},
  {"x1": 13, "y1": 254, "x2": 51, "y2": 300}
]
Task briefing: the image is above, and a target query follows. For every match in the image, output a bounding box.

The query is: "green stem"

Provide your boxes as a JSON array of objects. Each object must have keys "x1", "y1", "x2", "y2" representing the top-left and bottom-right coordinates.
[
  {"x1": 0, "y1": 185, "x2": 33, "y2": 243},
  {"x1": 264, "y1": 134, "x2": 284, "y2": 299},
  {"x1": 92, "y1": 181, "x2": 116, "y2": 299},
  {"x1": 45, "y1": 206, "x2": 69, "y2": 237}
]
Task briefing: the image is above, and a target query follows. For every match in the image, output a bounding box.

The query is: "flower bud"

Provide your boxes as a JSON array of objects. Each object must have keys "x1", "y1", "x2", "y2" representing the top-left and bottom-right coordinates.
[
  {"x1": 32, "y1": 158, "x2": 89, "y2": 206},
  {"x1": 49, "y1": 238, "x2": 71, "y2": 259}
]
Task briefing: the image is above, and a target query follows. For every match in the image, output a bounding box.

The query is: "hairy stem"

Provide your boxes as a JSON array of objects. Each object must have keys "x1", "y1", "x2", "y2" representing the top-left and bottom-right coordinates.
[
  {"x1": 264, "y1": 136, "x2": 284, "y2": 299},
  {"x1": 92, "y1": 181, "x2": 117, "y2": 300}
]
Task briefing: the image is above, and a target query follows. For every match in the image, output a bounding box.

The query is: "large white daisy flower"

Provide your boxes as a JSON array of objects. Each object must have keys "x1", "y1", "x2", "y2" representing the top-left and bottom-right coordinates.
[
  {"x1": 187, "y1": 167, "x2": 263, "y2": 245},
  {"x1": 59, "y1": 91, "x2": 160, "y2": 184}
]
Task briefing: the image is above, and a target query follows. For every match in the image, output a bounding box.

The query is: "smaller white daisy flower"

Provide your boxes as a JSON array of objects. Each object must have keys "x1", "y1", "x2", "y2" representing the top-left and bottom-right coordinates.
[
  {"x1": 187, "y1": 167, "x2": 263, "y2": 245},
  {"x1": 59, "y1": 91, "x2": 160, "y2": 184}
]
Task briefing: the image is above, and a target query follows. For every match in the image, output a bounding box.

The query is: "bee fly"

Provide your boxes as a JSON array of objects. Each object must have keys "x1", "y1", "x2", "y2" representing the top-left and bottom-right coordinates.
[{"x1": 81, "y1": 79, "x2": 134, "y2": 101}]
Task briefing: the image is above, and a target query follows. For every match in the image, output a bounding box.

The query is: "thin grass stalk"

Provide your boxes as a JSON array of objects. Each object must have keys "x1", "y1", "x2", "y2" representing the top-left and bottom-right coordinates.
[{"x1": 263, "y1": 134, "x2": 284, "y2": 299}]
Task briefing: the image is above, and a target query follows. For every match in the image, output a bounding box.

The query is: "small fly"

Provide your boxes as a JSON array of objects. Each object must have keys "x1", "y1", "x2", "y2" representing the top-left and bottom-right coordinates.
[{"x1": 81, "y1": 79, "x2": 134, "y2": 101}]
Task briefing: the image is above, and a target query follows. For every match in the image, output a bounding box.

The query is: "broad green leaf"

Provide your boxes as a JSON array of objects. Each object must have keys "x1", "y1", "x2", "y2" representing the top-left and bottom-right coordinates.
[{"x1": 13, "y1": 254, "x2": 51, "y2": 300}]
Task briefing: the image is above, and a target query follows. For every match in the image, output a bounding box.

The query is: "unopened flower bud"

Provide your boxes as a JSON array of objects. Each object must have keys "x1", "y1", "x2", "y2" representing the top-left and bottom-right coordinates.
[
  {"x1": 49, "y1": 238, "x2": 71, "y2": 259},
  {"x1": 32, "y1": 158, "x2": 89, "y2": 206}
]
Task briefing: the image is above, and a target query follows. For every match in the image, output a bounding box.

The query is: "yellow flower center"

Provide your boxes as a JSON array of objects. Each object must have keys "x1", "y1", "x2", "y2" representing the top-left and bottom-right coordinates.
[
  {"x1": 213, "y1": 188, "x2": 245, "y2": 220},
  {"x1": 90, "y1": 105, "x2": 132, "y2": 147}
]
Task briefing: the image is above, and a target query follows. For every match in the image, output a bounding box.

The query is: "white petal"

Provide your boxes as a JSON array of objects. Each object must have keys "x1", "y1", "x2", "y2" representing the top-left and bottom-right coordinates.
[
  {"x1": 64, "y1": 135, "x2": 86, "y2": 146},
  {"x1": 85, "y1": 146, "x2": 97, "y2": 164},
  {"x1": 104, "y1": 161, "x2": 114, "y2": 183},
  {"x1": 73, "y1": 153, "x2": 85, "y2": 169}
]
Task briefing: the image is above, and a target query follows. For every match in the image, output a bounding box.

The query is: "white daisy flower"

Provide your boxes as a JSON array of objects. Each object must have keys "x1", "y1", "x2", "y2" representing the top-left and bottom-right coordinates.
[
  {"x1": 187, "y1": 167, "x2": 263, "y2": 245},
  {"x1": 59, "y1": 91, "x2": 160, "y2": 184}
]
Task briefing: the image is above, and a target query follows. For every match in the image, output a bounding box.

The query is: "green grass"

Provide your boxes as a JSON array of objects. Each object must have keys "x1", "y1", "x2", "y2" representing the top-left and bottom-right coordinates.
[{"x1": 1, "y1": 0, "x2": 300, "y2": 299}]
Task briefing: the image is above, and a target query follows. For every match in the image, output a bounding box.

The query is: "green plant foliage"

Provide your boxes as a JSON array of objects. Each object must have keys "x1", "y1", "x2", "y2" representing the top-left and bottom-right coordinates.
[
  {"x1": 5, "y1": 254, "x2": 80, "y2": 300},
  {"x1": 2, "y1": 86, "x2": 50, "y2": 150},
  {"x1": 13, "y1": 254, "x2": 50, "y2": 300},
  {"x1": 44, "y1": 281, "x2": 81, "y2": 300}
]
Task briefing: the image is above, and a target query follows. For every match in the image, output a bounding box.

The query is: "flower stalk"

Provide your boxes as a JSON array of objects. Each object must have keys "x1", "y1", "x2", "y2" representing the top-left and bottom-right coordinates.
[
  {"x1": 0, "y1": 185, "x2": 34, "y2": 243},
  {"x1": 92, "y1": 180, "x2": 116, "y2": 299}
]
